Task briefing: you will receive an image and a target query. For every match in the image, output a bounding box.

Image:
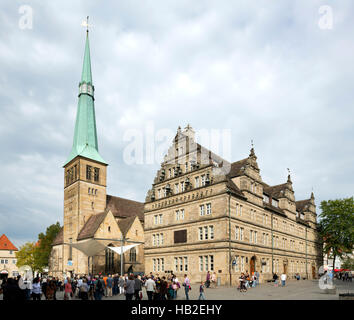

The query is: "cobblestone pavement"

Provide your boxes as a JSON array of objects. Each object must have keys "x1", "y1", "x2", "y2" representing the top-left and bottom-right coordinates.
[{"x1": 1, "y1": 279, "x2": 353, "y2": 300}]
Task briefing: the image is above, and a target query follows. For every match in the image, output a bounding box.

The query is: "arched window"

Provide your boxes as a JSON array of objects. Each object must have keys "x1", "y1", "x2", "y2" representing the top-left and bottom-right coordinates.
[{"x1": 105, "y1": 245, "x2": 114, "y2": 273}]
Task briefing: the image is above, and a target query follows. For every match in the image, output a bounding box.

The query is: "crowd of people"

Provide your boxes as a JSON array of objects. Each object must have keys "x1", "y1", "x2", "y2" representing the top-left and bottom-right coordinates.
[{"x1": 0, "y1": 271, "x2": 215, "y2": 301}]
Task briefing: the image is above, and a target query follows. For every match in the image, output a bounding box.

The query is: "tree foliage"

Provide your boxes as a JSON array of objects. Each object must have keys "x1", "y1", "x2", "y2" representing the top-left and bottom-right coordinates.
[
  {"x1": 34, "y1": 222, "x2": 61, "y2": 272},
  {"x1": 341, "y1": 256, "x2": 354, "y2": 270},
  {"x1": 319, "y1": 197, "x2": 354, "y2": 269},
  {"x1": 16, "y1": 222, "x2": 61, "y2": 273},
  {"x1": 15, "y1": 242, "x2": 37, "y2": 272}
]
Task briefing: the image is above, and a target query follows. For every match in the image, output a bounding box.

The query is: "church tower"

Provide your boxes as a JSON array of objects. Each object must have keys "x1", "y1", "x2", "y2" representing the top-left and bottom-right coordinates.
[{"x1": 63, "y1": 29, "x2": 108, "y2": 274}]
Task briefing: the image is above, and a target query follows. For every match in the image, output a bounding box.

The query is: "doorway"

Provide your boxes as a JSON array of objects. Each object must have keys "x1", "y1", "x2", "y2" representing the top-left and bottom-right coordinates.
[{"x1": 250, "y1": 256, "x2": 256, "y2": 274}]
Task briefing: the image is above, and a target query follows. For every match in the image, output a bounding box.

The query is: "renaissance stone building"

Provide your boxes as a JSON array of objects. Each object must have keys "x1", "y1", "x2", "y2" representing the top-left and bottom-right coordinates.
[
  {"x1": 49, "y1": 30, "x2": 144, "y2": 278},
  {"x1": 144, "y1": 126, "x2": 322, "y2": 285}
]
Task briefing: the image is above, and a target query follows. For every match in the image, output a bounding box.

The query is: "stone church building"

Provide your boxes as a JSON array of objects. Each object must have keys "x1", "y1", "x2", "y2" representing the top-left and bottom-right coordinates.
[
  {"x1": 49, "y1": 30, "x2": 144, "y2": 278},
  {"x1": 144, "y1": 126, "x2": 322, "y2": 285}
]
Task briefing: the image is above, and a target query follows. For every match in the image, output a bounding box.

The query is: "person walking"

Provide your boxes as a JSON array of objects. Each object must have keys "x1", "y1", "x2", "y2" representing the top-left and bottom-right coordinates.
[
  {"x1": 94, "y1": 276, "x2": 104, "y2": 300},
  {"x1": 206, "y1": 271, "x2": 211, "y2": 288},
  {"x1": 107, "y1": 274, "x2": 113, "y2": 297},
  {"x1": 119, "y1": 276, "x2": 125, "y2": 295},
  {"x1": 46, "y1": 280, "x2": 56, "y2": 300},
  {"x1": 125, "y1": 274, "x2": 135, "y2": 300},
  {"x1": 183, "y1": 274, "x2": 191, "y2": 300},
  {"x1": 211, "y1": 272, "x2": 216, "y2": 288},
  {"x1": 145, "y1": 276, "x2": 156, "y2": 301},
  {"x1": 80, "y1": 279, "x2": 89, "y2": 300},
  {"x1": 198, "y1": 281, "x2": 206, "y2": 300},
  {"x1": 31, "y1": 277, "x2": 42, "y2": 300},
  {"x1": 273, "y1": 273, "x2": 279, "y2": 287},
  {"x1": 255, "y1": 271, "x2": 260, "y2": 286},
  {"x1": 113, "y1": 274, "x2": 119, "y2": 295},
  {"x1": 64, "y1": 277, "x2": 72, "y2": 300},
  {"x1": 281, "y1": 272, "x2": 287, "y2": 287},
  {"x1": 134, "y1": 274, "x2": 142, "y2": 300}
]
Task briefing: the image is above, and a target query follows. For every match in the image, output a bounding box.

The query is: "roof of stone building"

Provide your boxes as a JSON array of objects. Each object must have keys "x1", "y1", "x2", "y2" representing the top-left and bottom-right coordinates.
[
  {"x1": 106, "y1": 195, "x2": 144, "y2": 221},
  {"x1": 262, "y1": 182, "x2": 288, "y2": 199},
  {"x1": 295, "y1": 199, "x2": 312, "y2": 212},
  {"x1": 225, "y1": 179, "x2": 246, "y2": 198},
  {"x1": 118, "y1": 216, "x2": 138, "y2": 236},
  {"x1": 52, "y1": 228, "x2": 64, "y2": 246},
  {"x1": 263, "y1": 202, "x2": 287, "y2": 217},
  {"x1": 227, "y1": 158, "x2": 249, "y2": 178},
  {"x1": 0, "y1": 234, "x2": 18, "y2": 251},
  {"x1": 77, "y1": 211, "x2": 108, "y2": 241}
]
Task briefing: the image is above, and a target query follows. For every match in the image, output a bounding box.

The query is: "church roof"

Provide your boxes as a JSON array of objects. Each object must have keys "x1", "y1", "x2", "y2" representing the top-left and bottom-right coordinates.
[
  {"x1": 77, "y1": 211, "x2": 108, "y2": 241},
  {"x1": 118, "y1": 216, "x2": 138, "y2": 236},
  {"x1": 52, "y1": 227, "x2": 64, "y2": 246},
  {"x1": 0, "y1": 234, "x2": 18, "y2": 251},
  {"x1": 64, "y1": 31, "x2": 106, "y2": 166},
  {"x1": 106, "y1": 195, "x2": 144, "y2": 222}
]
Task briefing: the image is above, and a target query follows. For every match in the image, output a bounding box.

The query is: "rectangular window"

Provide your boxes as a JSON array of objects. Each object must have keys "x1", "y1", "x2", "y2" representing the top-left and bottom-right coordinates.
[
  {"x1": 153, "y1": 259, "x2": 156, "y2": 272},
  {"x1": 250, "y1": 230, "x2": 253, "y2": 243},
  {"x1": 152, "y1": 234, "x2": 156, "y2": 246},
  {"x1": 199, "y1": 227, "x2": 203, "y2": 241},
  {"x1": 174, "y1": 258, "x2": 178, "y2": 271},
  {"x1": 204, "y1": 226, "x2": 208, "y2": 240},
  {"x1": 210, "y1": 255, "x2": 214, "y2": 271},
  {"x1": 254, "y1": 231, "x2": 257, "y2": 244},
  {"x1": 240, "y1": 228, "x2": 244, "y2": 241},
  {"x1": 200, "y1": 205, "x2": 205, "y2": 216},
  {"x1": 160, "y1": 233, "x2": 164, "y2": 245},
  {"x1": 241, "y1": 256, "x2": 244, "y2": 272},
  {"x1": 235, "y1": 226, "x2": 239, "y2": 240},
  {"x1": 201, "y1": 175, "x2": 206, "y2": 186},
  {"x1": 181, "y1": 182, "x2": 185, "y2": 192},
  {"x1": 161, "y1": 258, "x2": 165, "y2": 272},
  {"x1": 240, "y1": 205, "x2": 243, "y2": 216},
  {"x1": 210, "y1": 226, "x2": 214, "y2": 239},
  {"x1": 94, "y1": 168, "x2": 100, "y2": 182},
  {"x1": 195, "y1": 177, "x2": 200, "y2": 188},
  {"x1": 176, "y1": 210, "x2": 180, "y2": 220},
  {"x1": 175, "y1": 183, "x2": 179, "y2": 194},
  {"x1": 206, "y1": 203, "x2": 212, "y2": 215},
  {"x1": 86, "y1": 165, "x2": 92, "y2": 180},
  {"x1": 180, "y1": 209, "x2": 184, "y2": 220},
  {"x1": 179, "y1": 257, "x2": 183, "y2": 271},
  {"x1": 159, "y1": 214, "x2": 163, "y2": 224},
  {"x1": 184, "y1": 257, "x2": 188, "y2": 271},
  {"x1": 154, "y1": 215, "x2": 158, "y2": 225},
  {"x1": 199, "y1": 256, "x2": 203, "y2": 272},
  {"x1": 205, "y1": 256, "x2": 209, "y2": 271}
]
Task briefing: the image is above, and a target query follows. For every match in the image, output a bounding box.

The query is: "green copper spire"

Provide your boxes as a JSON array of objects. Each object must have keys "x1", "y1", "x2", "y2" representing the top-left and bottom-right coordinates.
[{"x1": 64, "y1": 30, "x2": 107, "y2": 166}]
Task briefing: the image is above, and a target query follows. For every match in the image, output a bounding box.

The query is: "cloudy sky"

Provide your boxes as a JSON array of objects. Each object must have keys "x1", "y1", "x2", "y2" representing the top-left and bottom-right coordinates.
[{"x1": 0, "y1": 1, "x2": 353, "y2": 247}]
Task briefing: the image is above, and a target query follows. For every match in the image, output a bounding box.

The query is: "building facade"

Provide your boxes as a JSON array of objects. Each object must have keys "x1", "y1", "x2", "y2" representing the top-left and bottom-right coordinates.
[
  {"x1": 49, "y1": 30, "x2": 144, "y2": 279},
  {"x1": 144, "y1": 126, "x2": 322, "y2": 285},
  {"x1": 0, "y1": 234, "x2": 19, "y2": 279}
]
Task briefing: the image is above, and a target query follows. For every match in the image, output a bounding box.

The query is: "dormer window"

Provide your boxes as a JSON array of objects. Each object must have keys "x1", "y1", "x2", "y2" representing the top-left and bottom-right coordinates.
[
  {"x1": 263, "y1": 194, "x2": 270, "y2": 203},
  {"x1": 272, "y1": 199, "x2": 279, "y2": 207}
]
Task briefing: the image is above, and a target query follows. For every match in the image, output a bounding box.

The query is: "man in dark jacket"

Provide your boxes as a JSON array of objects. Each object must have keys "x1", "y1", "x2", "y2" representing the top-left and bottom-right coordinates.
[{"x1": 134, "y1": 275, "x2": 142, "y2": 300}]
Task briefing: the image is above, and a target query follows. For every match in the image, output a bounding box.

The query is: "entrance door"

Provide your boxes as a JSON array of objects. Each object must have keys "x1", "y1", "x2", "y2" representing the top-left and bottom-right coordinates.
[
  {"x1": 250, "y1": 258, "x2": 255, "y2": 274},
  {"x1": 283, "y1": 264, "x2": 287, "y2": 274}
]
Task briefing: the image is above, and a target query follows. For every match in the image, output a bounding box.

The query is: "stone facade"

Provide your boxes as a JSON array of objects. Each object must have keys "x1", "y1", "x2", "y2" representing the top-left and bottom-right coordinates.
[{"x1": 144, "y1": 126, "x2": 322, "y2": 285}]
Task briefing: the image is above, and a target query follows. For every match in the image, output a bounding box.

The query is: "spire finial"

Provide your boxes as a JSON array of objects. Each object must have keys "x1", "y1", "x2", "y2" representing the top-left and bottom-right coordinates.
[
  {"x1": 287, "y1": 168, "x2": 292, "y2": 182},
  {"x1": 81, "y1": 16, "x2": 91, "y2": 33},
  {"x1": 249, "y1": 139, "x2": 255, "y2": 157}
]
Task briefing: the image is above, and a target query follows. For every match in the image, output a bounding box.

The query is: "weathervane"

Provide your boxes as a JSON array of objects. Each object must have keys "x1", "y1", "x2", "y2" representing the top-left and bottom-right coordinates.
[
  {"x1": 81, "y1": 16, "x2": 91, "y2": 33},
  {"x1": 287, "y1": 168, "x2": 290, "y2": 175},
  {"x1": 251, "y1": 139, "x2": 254, "y2": 148}
]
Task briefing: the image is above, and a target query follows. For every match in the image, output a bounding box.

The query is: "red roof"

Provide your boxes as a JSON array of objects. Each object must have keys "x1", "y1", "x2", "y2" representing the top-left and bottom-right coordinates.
[{"x1": 0, "y1": 234, "x2": 18, "y2": 251}]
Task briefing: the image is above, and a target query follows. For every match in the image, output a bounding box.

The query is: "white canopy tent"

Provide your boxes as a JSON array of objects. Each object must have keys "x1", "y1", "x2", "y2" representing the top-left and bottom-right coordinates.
[
  {"x1": 68, "y1": 239, "x2": 142, "y2": 275},
  {"x1": 107, "y1": 243, "x2": 139, "y2": 255}
]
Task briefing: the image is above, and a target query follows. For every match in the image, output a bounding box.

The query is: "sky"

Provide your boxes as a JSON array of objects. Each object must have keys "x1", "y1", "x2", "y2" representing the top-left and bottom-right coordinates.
[{"x1": 0, "y1": 1, "x2": 353, "y2": 248}]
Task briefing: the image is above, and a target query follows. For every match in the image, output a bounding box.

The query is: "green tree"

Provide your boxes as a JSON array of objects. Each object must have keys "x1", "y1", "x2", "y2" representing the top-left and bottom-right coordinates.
[
  {"x1": 319, "y1": 197, "x2": 354, "y2": 270},
  {"x1": 341, "y1": 256, "x2": 354, "y2": 270},
  {"x1": 15, "y1": 242, "x2": 37, "y2": 272},
  {"x1": 33, "y1": 222, "x2": 61, "y2": 272}
]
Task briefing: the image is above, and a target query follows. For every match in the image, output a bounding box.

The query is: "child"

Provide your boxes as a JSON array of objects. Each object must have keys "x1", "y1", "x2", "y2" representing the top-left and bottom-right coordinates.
[{"x1": 198, "y1": 281, "x2": 206, "y2": 300}]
